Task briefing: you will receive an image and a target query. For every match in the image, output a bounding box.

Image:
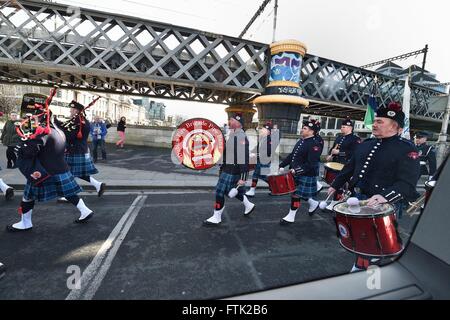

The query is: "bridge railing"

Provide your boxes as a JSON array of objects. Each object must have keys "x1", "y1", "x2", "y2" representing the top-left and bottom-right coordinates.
[
  {"x1": 0, "y1": 0, "x2": 268, "y2": 103},
  {"x1": 301, "y1": 54, "x2": 445, "y2": 120}
]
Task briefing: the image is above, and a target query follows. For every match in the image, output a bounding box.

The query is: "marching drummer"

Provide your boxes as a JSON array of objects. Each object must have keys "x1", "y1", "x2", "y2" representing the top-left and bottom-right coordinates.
[
  {"x1": 203, "y1": 113, "x2": 255, "y2": 226},
  {"x1": 324, "y1": 117, "x2": 361, "y2": 211},
  {"x1": 414, "y1": 131, "x2": 437, "y2": 181},
  {"x1": 279, "y1": 119, "x2": 323, "y2": 224},
  {"x1": 327, "y1": 102, "x2": 420, "y2": 272},
  {"x1": 245, "y1": 121, "x2": 276, "y2": 197}
]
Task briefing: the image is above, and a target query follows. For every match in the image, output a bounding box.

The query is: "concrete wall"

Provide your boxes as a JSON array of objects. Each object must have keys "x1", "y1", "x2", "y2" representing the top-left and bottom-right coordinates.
[{"x1": 104, "y1": 125, "x2": 174, "y2": 149}]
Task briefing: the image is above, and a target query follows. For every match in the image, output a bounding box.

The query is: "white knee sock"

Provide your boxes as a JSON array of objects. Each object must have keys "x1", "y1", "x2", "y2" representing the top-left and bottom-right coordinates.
[
  {"x1": 0, "y1": 179, "x2": 10, "y2": 193},
  {"x1": 89, "y1": 177, "x2": 102, "y2": 192}
]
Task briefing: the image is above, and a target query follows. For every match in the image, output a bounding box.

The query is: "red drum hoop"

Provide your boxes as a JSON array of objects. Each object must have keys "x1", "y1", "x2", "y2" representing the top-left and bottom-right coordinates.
[
  {"x1": 333, "y1": 201, "x2": 403, "y2": 257},
  {"x1": 268, "y1": 171, "x2": 296, "y2": 196}
]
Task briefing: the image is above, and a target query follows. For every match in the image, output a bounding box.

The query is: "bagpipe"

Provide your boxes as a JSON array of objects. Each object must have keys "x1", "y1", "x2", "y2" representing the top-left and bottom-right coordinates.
[
  {"x1": 15, "y1": 87, "x2": 57, "y2": 141},
  {"x1": 58, "y1": 96, "x2": 101, "y2": 139}
]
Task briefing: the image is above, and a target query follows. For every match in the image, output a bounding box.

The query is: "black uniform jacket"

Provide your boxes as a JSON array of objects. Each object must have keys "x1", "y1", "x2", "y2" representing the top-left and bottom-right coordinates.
[
  {"x1": 331, "y1": 135, "x2": 420, "y2": 203},
  {"x1": 280, "y1": 136, "x2": 323, "y2": 177}
]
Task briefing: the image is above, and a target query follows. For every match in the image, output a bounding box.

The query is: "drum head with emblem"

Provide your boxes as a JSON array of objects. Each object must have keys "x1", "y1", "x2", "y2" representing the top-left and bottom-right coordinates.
[{"x1": 333, "y1": 201, "x2": 394, "y2": 217}]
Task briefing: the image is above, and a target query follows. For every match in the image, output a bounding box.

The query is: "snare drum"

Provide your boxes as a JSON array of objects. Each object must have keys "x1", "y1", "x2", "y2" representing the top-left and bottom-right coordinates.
[
  {"x1": 323, "y1": 162, "x2": 344, "y2": 184},
  {"x1": 268, "y1": 171, "x2": 296, "y2": 196},
  {"x1": 333, "y1": 201, "x2": 403, "y2": 257}
]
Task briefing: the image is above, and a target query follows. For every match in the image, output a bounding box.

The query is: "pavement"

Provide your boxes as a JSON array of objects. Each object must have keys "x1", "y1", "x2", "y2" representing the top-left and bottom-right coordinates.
[{"x1": 0, "y1": 143, "x2": 423, "y2": 300}]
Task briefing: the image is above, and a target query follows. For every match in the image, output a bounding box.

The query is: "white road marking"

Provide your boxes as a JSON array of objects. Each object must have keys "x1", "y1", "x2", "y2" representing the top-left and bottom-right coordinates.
[{"x1": 66, "y1": 195, "x2": 148, "y2": 300}]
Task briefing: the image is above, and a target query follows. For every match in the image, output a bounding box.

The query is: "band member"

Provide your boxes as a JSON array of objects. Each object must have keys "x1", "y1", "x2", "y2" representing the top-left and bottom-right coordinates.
[
  {"x1": 246, "y1": 121, "x2": 275, "y2": 197},
  {"x1": 57, "y1": 101, "x2": 105, "y2": 199},
  {"x1": 7, "y1": 110, "x2": 94, "y2": 232},
  {"x1": 279, "y1": 119, "x2": 323, "y2": 224},
  {"x1": 204, "y1": 113, "x2": 255, "y2": 226},
  {"x1": 414, "y1": 131, "x2": 437, "y2": 180},
  {"x1": 324, "y1": 117, "x2": 361, "y2": 210},
  {"x1": 314, "y1": 128, "x2": 325, "y2": 193},
  {"x1": 327, "y1": 102, "x2": 420, "y2": 272},
  {"x1": 0, "y1": 166, "x2": 14, "y2": 200}
]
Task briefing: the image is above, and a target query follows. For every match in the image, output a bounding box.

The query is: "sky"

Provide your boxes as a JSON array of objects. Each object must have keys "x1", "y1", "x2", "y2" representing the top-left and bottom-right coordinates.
[{"x1": 54, "y1": 0, "x2": 450, "y2": 125}]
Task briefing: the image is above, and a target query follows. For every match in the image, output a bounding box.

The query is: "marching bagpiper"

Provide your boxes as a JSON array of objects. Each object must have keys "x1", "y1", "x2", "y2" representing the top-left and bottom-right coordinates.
[
  {"x1": 56, "y1": 100, "x2": 105, "y2": 201},
  {"x1": 7, "y1": 91, "x2": 94, "y2": 232}
]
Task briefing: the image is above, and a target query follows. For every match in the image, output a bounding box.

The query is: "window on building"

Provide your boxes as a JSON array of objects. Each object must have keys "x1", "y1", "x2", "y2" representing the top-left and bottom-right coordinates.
[{"x1": 327, "y1": 118, "x2": 336, "y2": 129}]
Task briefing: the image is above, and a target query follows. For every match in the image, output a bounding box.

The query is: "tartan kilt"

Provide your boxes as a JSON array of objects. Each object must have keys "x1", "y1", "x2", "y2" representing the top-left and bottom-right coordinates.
[
  {"x1": 294, "y1": 176, "x2": 318, "y2": 200},
  {"x1": 65, "y1": 153, "x2": 98, "y2": 177},
  {"x1": 252, "y1": 163, "x2": 270, "y2": 182},
  {"x1": 23, "y1": 171, "x2": 82, "y2": 202},
  {"x1": 215, "y1": 172, "x2": 241, "y2": 198}
]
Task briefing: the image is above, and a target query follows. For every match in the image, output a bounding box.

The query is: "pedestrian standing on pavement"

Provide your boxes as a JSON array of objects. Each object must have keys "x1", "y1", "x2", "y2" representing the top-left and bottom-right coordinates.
[
  {"x1": 327, "y1": 102, "x2": 420, "y2": 272},
  {"x1": 414, "y1": 131, "x2": 437, "y2": 181},
  {"x1": 0, "y1": 111, "x2": 14, "y2": 200},
  {"x1": 116, "y1": 117, "x2": 126, "y2": 148},
  {"x1": 279, "y1": 119, "x2": 323, "y2": 224},
  {"x1": 56, "y1": 101, "x2": 106, "y2": 201},
  {"x1": 90, "y1": 116, "x2": 108, "y2": 162},
  {"x1": 204, "y1": 113, "x2": 255, "y2": 226},
  {"x1": 7, "y1": 110, "x2": 94, "y2": 232},
  {"x1": 1, "y1": 112, "x2": 21, "y2": 168}
]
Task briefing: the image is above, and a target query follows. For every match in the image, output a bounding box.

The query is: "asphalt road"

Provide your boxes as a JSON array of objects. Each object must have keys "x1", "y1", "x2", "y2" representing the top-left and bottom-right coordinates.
[{"x1": 0, "y1": 190, "x2": 420, "y2": 300}]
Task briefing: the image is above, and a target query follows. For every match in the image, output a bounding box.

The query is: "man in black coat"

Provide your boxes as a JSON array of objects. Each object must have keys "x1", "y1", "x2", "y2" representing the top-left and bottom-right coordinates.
[
  {"x1": 328, "y1": 102, "x2": 420, "y2": 272},
  {"x1": 414, "y1": 131, "x2": 437, "y2": 180}
]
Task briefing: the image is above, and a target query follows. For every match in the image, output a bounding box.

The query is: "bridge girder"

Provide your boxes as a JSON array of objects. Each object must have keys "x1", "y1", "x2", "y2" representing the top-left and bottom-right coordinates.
[{"x1": 0, "y1": 0, "x2": 445, "y2": 126}]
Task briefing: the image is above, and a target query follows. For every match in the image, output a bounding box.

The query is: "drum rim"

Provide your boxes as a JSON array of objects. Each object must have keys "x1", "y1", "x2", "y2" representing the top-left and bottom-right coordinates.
[
  {"x1": 324, "y1": 162, "x2": 345, "y2": 170},
  {"x1": 333, "y1": 202, "x2": 395, "y2": 217},
  {"x1": 338, "y1": 240, "x2": 404, "y2": 257}
]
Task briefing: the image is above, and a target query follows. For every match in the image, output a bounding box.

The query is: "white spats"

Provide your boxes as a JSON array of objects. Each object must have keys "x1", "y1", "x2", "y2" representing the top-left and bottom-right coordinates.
[
  {"x1": 316, "y1": 181, "x2": 324, "y2": 192},
  {"x1": 0, "y1": 178, "x2": 10, "y2": 193},
  {"x1": 243, "y1": 195, "x2": 255, "y2": 215},
  {"x1": 245, "y1": 187, "x2": 256, "y2": 197},
  {"x1": 281, "y1": 209, "x2": 298, "y2": 223},
  {"x1": 326, "y1": 200, "x2": 339, "y2": 211},
  {"x1": 76, "y1": 199, "x2": 93, "y2": 221},
  {"x1": 89, "y1": 177, "x2": 102, "y2": 192},
  {"x1": 11, "y1": 210, "x2": 33, "y2": 230},
  {"x1": 205, "y1": 207, "x2": 225, "y2": 225},
  {"x1": 308, "y1": 198, "x2": 319, "y2": 213}
]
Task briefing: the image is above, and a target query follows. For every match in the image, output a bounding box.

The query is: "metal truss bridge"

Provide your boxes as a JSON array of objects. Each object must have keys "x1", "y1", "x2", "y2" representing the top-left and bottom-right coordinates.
[{"x1": 0, "y1": 0, "x2": 445, "y2": 129}]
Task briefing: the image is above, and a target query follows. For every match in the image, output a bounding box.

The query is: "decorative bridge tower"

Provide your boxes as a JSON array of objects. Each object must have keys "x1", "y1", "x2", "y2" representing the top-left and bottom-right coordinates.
[{"x1": 253, "y1": 40, "x2": 309, "y2": 135}]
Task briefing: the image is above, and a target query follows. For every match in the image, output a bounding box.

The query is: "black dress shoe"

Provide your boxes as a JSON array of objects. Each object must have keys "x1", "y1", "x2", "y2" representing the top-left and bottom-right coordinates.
[
  {"x1": 6, "y1": 225, "x2": 32, "y2": 232},
  {"x1": 98, "y1": 183, "x2": 106, "y2": 197},
  {"x1": 203, "y1": 220, "x2": 221, "y2": 227},
  {"x1": 75, "y1": 212, "x2": 94, "y2": 224},
  {"x1": 279, "y1": 218, "x2": 294, "y2": 225},
  {"x1": 5, "y1": 188, "x2": 14, "y2": 201}
]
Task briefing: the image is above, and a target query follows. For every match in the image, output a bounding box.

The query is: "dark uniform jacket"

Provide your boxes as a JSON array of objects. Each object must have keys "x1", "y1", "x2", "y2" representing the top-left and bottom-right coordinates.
[
  {"x1": 280, "y1": 136, "x2": 323, "y2": 177},
  {"x1": 56, "y1": 117, "x2": 91, "y2": 155},
  {"x1": 416, "y1": 143, "x2": 437, "y2": 176},
  {"x1": 331, "y1": 135, "x2": 420, "y2": 203},
  {"x1": 329, "y1": 133, "x2": 362, "y2": 164},
  {"x1": 220, "y1": 128, "x2": 249, "y2": 180}
]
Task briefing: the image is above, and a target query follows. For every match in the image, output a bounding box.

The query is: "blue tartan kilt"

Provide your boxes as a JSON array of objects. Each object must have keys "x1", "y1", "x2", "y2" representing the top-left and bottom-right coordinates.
[
  {"x1": 252, "y1": 163, "x2": 270, "y2": 182},
  {"x1": 294, "y1": 176, "x2": 318, "y2": 200},
  {"x1": 215, "y1": 172, "x2": 242, "y2": 198},
  {"x1": 65, "y1": 153, "x2": 98, "y2": 177},
  {"x1": 23, "y1": 171, "x2": 82, "y2": 202}
]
